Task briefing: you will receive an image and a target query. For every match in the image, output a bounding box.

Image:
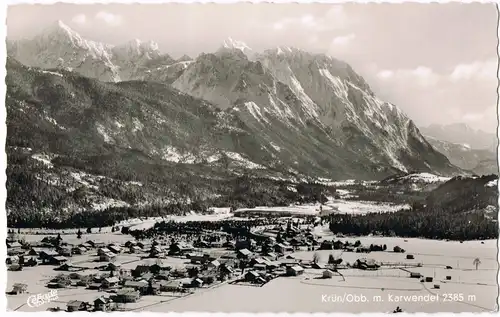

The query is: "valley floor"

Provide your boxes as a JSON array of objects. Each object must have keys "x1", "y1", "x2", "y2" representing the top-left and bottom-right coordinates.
[{"x1": 7, "y1": 231, "x2": 498, "y2": 313}]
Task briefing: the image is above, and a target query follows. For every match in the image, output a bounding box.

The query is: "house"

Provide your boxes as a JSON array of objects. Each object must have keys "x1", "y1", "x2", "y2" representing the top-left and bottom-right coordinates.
[
  {"x1": 274, "y1": 243, "x2": 293, "y2": 254},
  {"x1": 220, "y1": 264, "x2": 235, "y2": 277},
  {"x1": 194, "y1": 240, "x2": 210, "y2": 248},
  {"x1": 72, "y1": 247, "x2": 87, "y2": 255},
  {"x1": 179, "y1": 243, "x2": 195, "y2": 254},
  {"x1": 344, "y1": 245, "x2": 355, "y2": 252},
  {"x1": 50, "y1": 256, "x2": 69, "y2": 266},
  {"x1": 235, "y1": 239, "x2": 255, "y2": 251},
  {"x1": 125, "y1": 240, "x2": 137, "y2": 248},
  {"x1": 254, "y1": 264, "x2": 267, "y2": 271},
  {"x1": 323, "y1": 269, "x2": 335, "y2": 279},
  {"x1": 250, "y1": 257, "x2": 267, "y2": 267},
  {"x1": 49, "y1": 275, "x2": 72, "y2": 288},
  {"x1": 406, "y1": 254, "x2": 415, "y2": 260},
  {"x1": 158, "y1": 280, "x2": 183, "y2": 292},
  {"x1": 6, "y1": 255, "x2": 19, "y2": 265},
  {"x1": 103, "y1": 262, "x2": 121, "y2": 271},
  {"x1": 132, "y1": 265, "x2": 151, "y2": 278},
  {"x1": 124, "y1": 280, "x2": 149, "y2": 291},
  {"x1": 143, "y1": 283, "x2": 162, "y2": 295},
  {"x1": 40, "y1": 250, "x2": 59, "y2": 263},
  {"x1": 286, "y1": 265, "x2": 304, "y2": 276},
  {"x1": 237, "y1": 248, "x2": 252, "y2": 259},
  {"x1": 290, "y1": 238, "x2": 305, "y2": 246},
  {"x1": 410, "y1": 272, "x2": 422, "y2": 279},
  {"x1": 100, "y1": 252, "x2": 116, "y2": 262},
  {"x1": 155, "y1": 272, "x2": 170, "y2": 280},
  {"x1": 266, "y1": 261, "x2": 281, "y2": 270},
  {"x1": 7, "y1": 241, "x2": 22, "y2": 249},
  {"x1": 264, "y1": 252, "x2": 278, "y2": 260},
  {"x1": 354, "y1": 258, "x2": 380, "y2": 270},
  {"x1": 81, "y1": 243, "x2": 93, "y2": 249},
  {"x1": 210, "y1": 241, "x2": 223, "y2": 248},
  {"x1": 97, "y1": 248, "x2": 111, "y2": 256},
  {"x1": 11, "y1": 283, "x2": 28, "y2": 294},
  {"x1": 190, "y1": 254, "x2": 214, "y2": 264},
  {"x1": 150, "y1": 260, "x2": 171, "y2": 274},
  {"x1": 129, "y1": 246, "x2": 142, "y2": 254},
  {"x1": 149, "y1": 245, "x2": 164, "y2": 257},
  {"x1": 55, "y1": 263, "x2": 73, "y2": 271},
  {"x1": 245, "y1": 271, "x2": 260, "y2": 282},
  {"x1": 108, "y1": 245, "x2": 122, "y2": 254},
  {"x1": 7, "y1": 248, "x2": 24, "y2": 256},
  {"x1": 67, "y1": 300, "x2": 89, "y2": 312},
  {"x1": 87, "y1": 283, "x2": 102, "y2": 290},
  {"x1": 27, "y1": 248, "x2": 43, "y2": 256},
  {"x1": 57, "y1": 246, "x2": 72, "y2": 257},
  {"x1": 191, "y1": 278, "x2": 203, "y2": 288},
  {"x1": 208, "y1": 260, "x2": 221, "y2": 270},
  {"x1": 168, "y1": 242, "x2": 191, "y2": 255},
  {"x1": 112, "y1": 288, "x2": 140, "y2": 303},
  {"x1": 94, "y1": 297, "x2": 114, "y2": 312},
  {"x1": 23, "y1": 256, "x2": 39, "y2": 267},
  {"x1": 102, "y1": 276, "x2": 120, "y2": 289},
  {"x1": 279, "y1": 258, "x2": 300, "y2": 267}
]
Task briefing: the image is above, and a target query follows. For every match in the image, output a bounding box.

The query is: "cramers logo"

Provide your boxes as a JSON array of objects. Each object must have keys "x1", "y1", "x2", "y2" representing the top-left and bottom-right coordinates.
[{"x1": 26, "y1": 290, "x2": 59, "y2": 308}]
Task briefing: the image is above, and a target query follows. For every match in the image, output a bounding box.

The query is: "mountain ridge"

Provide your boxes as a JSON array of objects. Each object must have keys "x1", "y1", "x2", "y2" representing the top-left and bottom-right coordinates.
[{"x1": 6, "y1": 21, "x2": 463, "y2": 179}]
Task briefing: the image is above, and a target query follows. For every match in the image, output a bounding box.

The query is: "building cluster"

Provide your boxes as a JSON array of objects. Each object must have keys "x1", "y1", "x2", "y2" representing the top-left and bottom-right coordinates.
[{"x1": 7, "y1": 219, "x2": 431, "y2": 312}]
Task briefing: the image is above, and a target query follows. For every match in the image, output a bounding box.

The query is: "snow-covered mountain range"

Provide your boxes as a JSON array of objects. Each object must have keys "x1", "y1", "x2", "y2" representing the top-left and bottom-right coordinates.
[
  {"x1": 7, "y1": 20, "x2": 462, "y2": 180},
  {"x1": 420, "y1": 123, "x2": 497, "y2": 152},
  {"x1": 424, "y1": 136, "x2": 497, "y2": 175}
]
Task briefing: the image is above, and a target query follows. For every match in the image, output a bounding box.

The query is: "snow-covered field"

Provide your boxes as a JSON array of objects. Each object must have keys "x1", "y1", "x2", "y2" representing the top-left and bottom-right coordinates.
[
  {"x1": 138, "y1": 238, "x2": 498, "y2": 313},
  {"x1": 8, "y1": 224, "x2": 498, "y2": 313},
  {"x1": 325, "y1": 199, "x2": 411, "y2": 215},
  {"x1": 10, "y1": 193, "x2": 412, "y2": 236},
  {"x1": 124, "y1": 208, "x2": 234, "y2": 230},
  {"x1": 394, "y1": 173, "x2": 451, "y2": 184},
  {"x1": 234, "y1": 196, "x2": 410, "y2": 217}
]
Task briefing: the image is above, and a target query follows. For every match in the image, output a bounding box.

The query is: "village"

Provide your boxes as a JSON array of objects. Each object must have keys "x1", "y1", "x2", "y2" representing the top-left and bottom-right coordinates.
[{"x1": 7, "y1": 215, "x2": 495, "y2": 313}]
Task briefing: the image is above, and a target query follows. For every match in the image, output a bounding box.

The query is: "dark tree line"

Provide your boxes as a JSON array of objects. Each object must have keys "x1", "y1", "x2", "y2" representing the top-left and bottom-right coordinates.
[{"x1": 328, "y1": 207, "x2": 498, "y2": 241}]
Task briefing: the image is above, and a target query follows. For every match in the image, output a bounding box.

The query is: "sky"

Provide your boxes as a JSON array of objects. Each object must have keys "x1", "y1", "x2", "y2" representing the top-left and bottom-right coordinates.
[{"x1": 6, "y1": 3, "x2": 499, "y2": 133}]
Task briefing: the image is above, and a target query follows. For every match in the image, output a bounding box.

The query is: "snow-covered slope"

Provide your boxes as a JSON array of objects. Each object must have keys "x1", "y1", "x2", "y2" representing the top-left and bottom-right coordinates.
[
  {"x1": 7, "y1": 25, "x2": 462, "y2": 179},
  {"x1": 171, "y1": 41, "x2": 460, "y2": 177},
  {"x1": 7, "y1": 20, "x2": 180, "y2": 82},
  {"x1": 420, "y1": 123, "x2": 497, "y2": 151},
  {"x1": 424, "y1": 135, "x2": 497, "y2": 175}
]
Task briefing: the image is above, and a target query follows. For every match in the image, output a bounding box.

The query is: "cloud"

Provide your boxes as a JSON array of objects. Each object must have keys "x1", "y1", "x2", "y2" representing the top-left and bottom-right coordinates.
[
  {"x1": 461, "y1": 105, "x2": 497, "y2": 124},
  {"x1": 300, "y1": 15, "x2": 317, "y2": 28},
  {"x1": 272, "y1": 5, "x2": 348, "y2": 32},
  {"x1": 450, "y1": 59, "x2": 497, "y2": 82},
  {"x1": 331, "y1": 33, "x2": 356, "y2": 46},
  {"x1": 273, "y1": 22, "x2": 284, "y2": 30},
  {"x1": 376, "y1": 66, "x2": 440, "y2": 87},
  {"x1": 366, "y1": 63, "x2": 497, "y2": 132},
  {"x1": 95, "y1": 11, "x2": 123, "y2": 27},
  {"x1": 71, "y1": 14, "x2": 87, "y2": 25},
  {"x1": 322, "y1": 6, "x2": 350, "y2": 30},
  {"x1": 376, "y1": 70, "x2": 394, "y2": 79}
]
